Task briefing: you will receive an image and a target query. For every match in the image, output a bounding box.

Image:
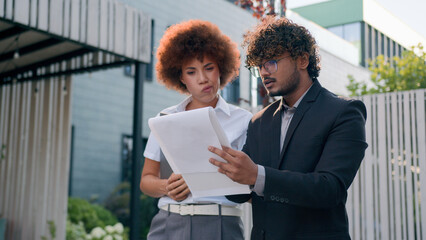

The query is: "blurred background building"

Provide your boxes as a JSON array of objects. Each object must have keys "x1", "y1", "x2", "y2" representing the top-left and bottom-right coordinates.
[
  {"x1": 1, "y1": 0, "x2": 425, "y2": 239},
  {"x1": 291, "y1": 0, "x2": 426, "y2": 67}
]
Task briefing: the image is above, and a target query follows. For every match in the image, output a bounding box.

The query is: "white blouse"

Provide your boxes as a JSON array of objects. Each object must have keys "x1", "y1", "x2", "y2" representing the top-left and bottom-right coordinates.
[{"x1": 143, "y1": 95, "x2": 252, "y2": 207}]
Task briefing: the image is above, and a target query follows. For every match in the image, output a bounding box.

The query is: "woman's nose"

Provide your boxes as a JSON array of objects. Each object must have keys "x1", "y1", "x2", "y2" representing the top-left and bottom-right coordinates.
[{"x1": 198, "y1": 71, "x2": 209, "y2": 83}]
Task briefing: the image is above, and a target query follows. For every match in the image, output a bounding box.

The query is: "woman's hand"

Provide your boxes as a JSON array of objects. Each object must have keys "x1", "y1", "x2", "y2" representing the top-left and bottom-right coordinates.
[{"x1": 166, "y1": 173, "x2": 191, "y2": 201}]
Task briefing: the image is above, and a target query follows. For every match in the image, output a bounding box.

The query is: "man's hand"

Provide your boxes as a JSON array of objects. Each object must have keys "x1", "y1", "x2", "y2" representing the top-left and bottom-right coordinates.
[
  {"x1": 166, "y1": 173, "x2": 190, "y2": 201},
  {"x1": 208, "y1": 146, "x2": 258, "y2": 185}
]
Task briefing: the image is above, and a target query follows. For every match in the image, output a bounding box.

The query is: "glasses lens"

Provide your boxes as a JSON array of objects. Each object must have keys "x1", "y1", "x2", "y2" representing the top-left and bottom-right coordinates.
[
  {"x1": 249, "y1": 67, "x2": 260, "y2": 78},
  {"x1": 264, "y1": 60, "x2": 277, "y2": 74}
]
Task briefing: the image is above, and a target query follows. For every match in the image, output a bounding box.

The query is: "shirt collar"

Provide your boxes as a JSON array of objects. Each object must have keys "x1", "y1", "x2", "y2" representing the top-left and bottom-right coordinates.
[
  {"x1": 176, "y1": 95, "x2": 231, "y2": 116},
  {"x1": 282, "y1": 84, "x2": 313, "y2": 110}
]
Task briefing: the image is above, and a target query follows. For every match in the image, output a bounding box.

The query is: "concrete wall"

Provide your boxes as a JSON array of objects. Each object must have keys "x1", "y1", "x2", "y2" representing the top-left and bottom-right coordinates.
[
  {"x1": 70, "y1": 68, "x2": 134, "y2": 201},
  {"x1": 318, "y1": 48, "x2": 370, "y2": 96}
]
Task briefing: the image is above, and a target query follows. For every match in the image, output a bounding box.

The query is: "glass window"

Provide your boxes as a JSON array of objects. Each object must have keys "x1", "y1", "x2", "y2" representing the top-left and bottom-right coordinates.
[
  {"x1": 398, "y1": 44, "x2": 403, "y2": 57},
  {"x1": 387, "y1": 37, "x2": 391, "y2": 59},
  {"x1": 221, "y1": 77, "x2": 240, "y2": 104},
  {"x1": 368, "y1": 25, "x2": 372, "y2": 60},
  {"x1": 343, "y1": 22, "x2": 362, "y2": 61},
  {"x1": 123, "y1": 65, "x2": 134, "y2": 77},
  {"x1": 393, "y1": 42, "x2": 399, "y2": 57},
  {"x1": 375, "y1": 29, "x2": 379, "y2": 57},
  {"x1": 328, "y1": 22, "x2": 361, "y2": 47},
  {"x1": 380, "y1": 33, "x2": 385, "y2": 55},
  {"x1": 343, "y1": 22, "x2": 361, "y2": 44},
  {"x1": 328, "y1": 25, "x2": 344, "y2": 38},
  {"x1": 121, "y1": 134, "x2": 133, "y2": 182}
]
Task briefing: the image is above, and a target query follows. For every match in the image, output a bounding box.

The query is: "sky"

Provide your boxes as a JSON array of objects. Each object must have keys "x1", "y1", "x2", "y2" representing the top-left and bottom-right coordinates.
[{"x1": 287, "y1": 0, "x2": 426, "y2": 39}]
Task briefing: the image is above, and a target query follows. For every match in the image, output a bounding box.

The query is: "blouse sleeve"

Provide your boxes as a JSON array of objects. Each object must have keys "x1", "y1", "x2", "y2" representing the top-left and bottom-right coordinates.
[{"x1": 143, "y1": 132, "x2": 163, "y2": 162}]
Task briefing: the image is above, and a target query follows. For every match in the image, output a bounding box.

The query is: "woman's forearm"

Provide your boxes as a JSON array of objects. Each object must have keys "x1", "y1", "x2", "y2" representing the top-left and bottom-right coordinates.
[
  {"x1": 140, "y1": 174, "x2": 168, "y2": 198},
  {"x1": 140, "y1": 158, "x2": 168, "y2": 198}
]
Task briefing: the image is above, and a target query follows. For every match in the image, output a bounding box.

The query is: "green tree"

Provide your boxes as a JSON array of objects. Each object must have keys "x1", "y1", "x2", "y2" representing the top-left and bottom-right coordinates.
[{"x1": 347, "y1": 44, "x2": 426, "y2": 96}]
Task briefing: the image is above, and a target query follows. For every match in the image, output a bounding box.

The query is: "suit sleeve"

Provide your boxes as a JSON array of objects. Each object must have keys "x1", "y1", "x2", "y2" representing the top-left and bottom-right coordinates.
[{"x1": 263, "y1": 100, "x2": 368, "y2": 208}]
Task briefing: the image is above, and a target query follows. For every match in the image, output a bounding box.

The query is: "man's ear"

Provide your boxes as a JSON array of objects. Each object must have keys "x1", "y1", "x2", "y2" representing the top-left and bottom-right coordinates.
[{"x1": 297, "y1": 53, "x2": 310, "y2": 70}]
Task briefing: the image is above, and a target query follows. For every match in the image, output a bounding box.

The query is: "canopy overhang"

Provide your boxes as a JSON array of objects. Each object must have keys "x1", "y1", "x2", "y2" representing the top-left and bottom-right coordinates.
[{"x1": 0, "y1": 0, "x2": 151, "y2": 84}]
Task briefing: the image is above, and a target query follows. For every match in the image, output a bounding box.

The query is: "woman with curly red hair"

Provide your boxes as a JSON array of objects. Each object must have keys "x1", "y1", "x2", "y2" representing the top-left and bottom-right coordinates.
[{"x1": 140, "y1": 19, "x2": 252, "y2": 240}]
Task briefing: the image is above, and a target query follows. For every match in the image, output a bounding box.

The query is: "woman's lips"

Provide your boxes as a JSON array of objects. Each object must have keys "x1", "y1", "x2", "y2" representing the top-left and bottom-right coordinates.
[{"x1": 202, "y1": 86, "x2": 213, "y2": 92}]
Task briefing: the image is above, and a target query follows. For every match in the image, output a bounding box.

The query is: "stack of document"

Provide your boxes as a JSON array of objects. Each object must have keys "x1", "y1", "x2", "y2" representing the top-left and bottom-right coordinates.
[{"x1": 148, "y1": 107, "x2": 250, "y2": 198}]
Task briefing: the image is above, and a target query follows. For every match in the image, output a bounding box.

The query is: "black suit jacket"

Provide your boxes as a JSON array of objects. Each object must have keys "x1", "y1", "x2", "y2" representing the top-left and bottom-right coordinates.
[{"x1": 229, "y1": 81, "x2": 368, "y2": 240}]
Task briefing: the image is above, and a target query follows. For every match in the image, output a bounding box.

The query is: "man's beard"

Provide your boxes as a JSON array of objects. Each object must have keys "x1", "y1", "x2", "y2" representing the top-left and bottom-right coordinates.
[{"x1": 268, "y1": 65, "x2": 300, "y2": 97}]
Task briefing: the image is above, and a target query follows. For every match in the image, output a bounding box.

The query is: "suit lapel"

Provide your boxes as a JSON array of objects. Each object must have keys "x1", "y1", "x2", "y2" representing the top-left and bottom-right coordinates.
[
  {"x1": 266, "y1": 102, "x2": 283, "y2": 167},
  {"x1": 273, "y1": 81, "x2": 322, "y2": 169}
]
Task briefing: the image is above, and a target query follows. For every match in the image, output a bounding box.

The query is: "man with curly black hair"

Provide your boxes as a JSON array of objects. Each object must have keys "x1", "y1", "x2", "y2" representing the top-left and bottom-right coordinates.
[{"x1": 210, "y1": 17, "x2": 368, "y2": 239}]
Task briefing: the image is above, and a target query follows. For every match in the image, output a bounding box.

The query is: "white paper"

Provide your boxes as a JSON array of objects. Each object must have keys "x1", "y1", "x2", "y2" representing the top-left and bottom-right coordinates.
[{"x1": 148, "y1": 107, "x2": 250, "y2": 198}]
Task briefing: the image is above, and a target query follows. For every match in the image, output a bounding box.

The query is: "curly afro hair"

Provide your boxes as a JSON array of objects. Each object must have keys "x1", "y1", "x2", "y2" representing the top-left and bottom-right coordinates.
[
  {"x1": 243, "y1": 16, "x2": 320, "y2": 80},
  {"x1": 155, "y1": 19, "x2": 241, "y2": 94}
]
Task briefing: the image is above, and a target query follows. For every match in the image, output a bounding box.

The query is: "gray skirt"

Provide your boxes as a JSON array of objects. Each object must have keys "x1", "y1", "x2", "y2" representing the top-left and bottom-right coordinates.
[{"x1": 147, "y1": 209, "x2": 244, "y2": 240}]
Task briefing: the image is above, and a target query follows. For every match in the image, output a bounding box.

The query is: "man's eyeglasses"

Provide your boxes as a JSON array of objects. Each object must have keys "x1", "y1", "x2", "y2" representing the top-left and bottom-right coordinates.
[{"x1": 248, "y1": 55, "x2": 292, "y2": 78}]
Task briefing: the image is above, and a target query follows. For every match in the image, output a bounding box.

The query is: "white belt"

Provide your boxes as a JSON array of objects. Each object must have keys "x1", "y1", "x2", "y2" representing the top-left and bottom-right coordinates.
[{"x1": 160, "y1": 204, "x2": 242, "y2": 217}]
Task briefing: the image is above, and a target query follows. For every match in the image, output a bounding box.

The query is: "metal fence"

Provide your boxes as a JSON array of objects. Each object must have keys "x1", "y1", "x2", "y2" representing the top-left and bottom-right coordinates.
[
  {"x1": 0, "y1": 77, "x2": 72, "y2": 240},
  {"x1": 347, "y1": 89, "x2": 426, "y2": 240}
]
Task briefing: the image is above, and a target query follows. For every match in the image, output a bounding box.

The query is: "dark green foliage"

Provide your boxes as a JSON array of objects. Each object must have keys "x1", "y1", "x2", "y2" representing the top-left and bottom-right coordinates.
[
  {"x1": 104, "y1": 182, "x2": 131, "y2": 226},
  {"x1": 104, "y1": 182, "x2": 157, "y2": 239},
  {"x1": 67, "y1": 197, "x2": 118, "y2": 232},
  {"x1": 92, "y1": 204, "x2": 118, "y2": 227}
]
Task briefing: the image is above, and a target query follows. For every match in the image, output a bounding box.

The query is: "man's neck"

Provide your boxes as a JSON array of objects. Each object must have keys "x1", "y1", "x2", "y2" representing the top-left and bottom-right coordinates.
[{"x1": 283, "y1": 78, "x2": 313, "y2": 107}]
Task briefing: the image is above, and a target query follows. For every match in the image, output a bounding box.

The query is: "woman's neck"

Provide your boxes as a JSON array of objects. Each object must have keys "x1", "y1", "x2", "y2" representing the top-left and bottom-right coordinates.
[{"x1": 185, "y1": 95, "x2": 219, "y2": 111}]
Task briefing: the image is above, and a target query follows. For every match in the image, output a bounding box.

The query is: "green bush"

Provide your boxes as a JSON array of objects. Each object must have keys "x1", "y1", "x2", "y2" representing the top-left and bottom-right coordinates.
[
  {"x1": 104, "y1": 182, "x2": 131, "y2": 226},
  {"x1": 104, "y1": 182, "x2": 157, "y2": 239},
  {"x1": 67, "y1": 197, "x2": 118, "y2": 232},
  {"x1": 66, "y1": 219, "x2": 86, "y2": 240},
  {"x1": 92, "y1": 204, "x2": 118, "y2": 227}
]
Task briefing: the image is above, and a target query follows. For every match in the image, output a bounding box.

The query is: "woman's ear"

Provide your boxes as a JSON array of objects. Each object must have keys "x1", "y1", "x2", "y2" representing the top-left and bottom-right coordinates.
[
  {"x1": 297, "y1": 52, "x2": 310, "y2": 70},
  {"x1": 180, "y1": 77, "x2": 186, "y2": 85}
]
